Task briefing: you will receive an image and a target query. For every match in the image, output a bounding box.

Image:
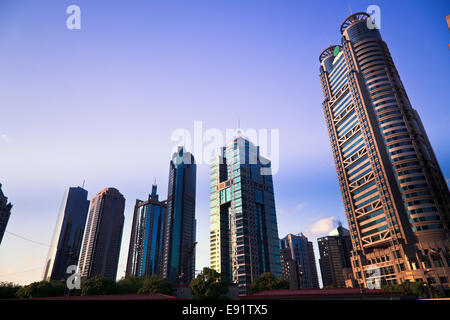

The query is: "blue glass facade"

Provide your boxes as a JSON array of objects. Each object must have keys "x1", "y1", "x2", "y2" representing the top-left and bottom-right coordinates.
[
  {"x1": 161, "y1": 147, "x2": 196, "y2": 284},
  {"x1": 126, "y1": 185, "x2": 166, "y2": 277},
  {"x1": 43, "y1": 186, "x2": 90, "y2": 281},
  {"x1": 210, "y1": 136, "x2": 282, "y2": 295}
]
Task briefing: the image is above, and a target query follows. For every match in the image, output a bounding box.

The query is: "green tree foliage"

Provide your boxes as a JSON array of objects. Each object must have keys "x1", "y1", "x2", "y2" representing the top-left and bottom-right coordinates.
[
  {"x1": 117, "y1": 275, "x2": 144, "y2": 294},
  {"x1": 137, "y1": 275, "x2": 172, "y2": 295},
  {"x1": 0, "y1": 282, "x2": 22, "y2": 299},
  {"x1": 382, "y1": 281, "x2": 438, "y2": 299},
  {"x1": 16, "y1": 281, "x2": 66, "y2": 298},
  {"x1": 81, "y1": 276, "x2": 117, "y2": 296},
  {"x1": 189, "y1": 267, "x2": 229, "y2": 300},
  {"x1": 250, "y1": 272, "x2": 290, "y2": 293}
]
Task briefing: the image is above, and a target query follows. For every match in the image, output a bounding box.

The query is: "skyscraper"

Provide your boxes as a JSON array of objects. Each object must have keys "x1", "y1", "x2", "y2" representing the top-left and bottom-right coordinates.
[
  {"x1": 126, "y1": 184, "x2": 166, "y2": 277},
  {"x1": 280, "y1": 233, "x2": 319, "y2": 289},
  {"x1": 0, "y1": 183, "x2": 12, "y2": 245},
  {"x1": 210, "y1": 136, "x2": 282, "y2": 295},
  {"x1": 161, "y1": 147, "x2": 196, "y2": 284},
  {"x1": 317, "y1": 225, "x2": 352, "y2": 288},
  {"x1": 319, "y1": 12, "x2": 450, "y2": 293},
  {"x1": 79, "y1": 187, "x2": 125, "y2": 280},
  {"x1": 43, "y1": 186, "x2": 90, "y2": 281}
]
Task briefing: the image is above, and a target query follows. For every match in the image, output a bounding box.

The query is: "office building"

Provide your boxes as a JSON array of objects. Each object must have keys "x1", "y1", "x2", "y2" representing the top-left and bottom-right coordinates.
[
  {"x1": 318, "y1": 226, "x2": 352, "y2": 288},
  {"x1": 319, "y1": 12, "x2": 450, "y2": 293},
  {"x1": 280, "y1": 233, "x2": 319, "y2": 289},
  {"x1": 0, "y1": 183, "x2": 12, "y2": 245},
  {"x1": 210, "y1": 135, "x2": 282, "y2": 295},
  {"x1": 43, "y1": 186, "x2": 90, "y2": 281},
  {"x1": 79, "y1": 187, "x2": 125, "y2": 280},
  {"x1": 126, "y1": 184, "x2": 166, "y2": 277},
  {"x1": 161, "y1": 147, "x2": 197, "y2": 284}
]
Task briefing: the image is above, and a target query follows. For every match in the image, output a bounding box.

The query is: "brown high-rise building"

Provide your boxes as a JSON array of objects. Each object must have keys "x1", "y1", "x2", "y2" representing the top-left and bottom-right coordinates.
[
  {"x1": 319, "y1": 12, "x2": 450, "y2": 295},
  {"x1": 0, "y1": 183, "x2": 12, "y2": 245},
  {"x1": 79, "y1": 187, "x2": 125, "y2": 280}
]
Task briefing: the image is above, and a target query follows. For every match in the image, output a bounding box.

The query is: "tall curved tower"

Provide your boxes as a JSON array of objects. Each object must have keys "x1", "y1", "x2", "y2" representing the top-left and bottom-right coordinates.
[{"x1": 319, "y1": 12, "x2": 450, "y2": 293}]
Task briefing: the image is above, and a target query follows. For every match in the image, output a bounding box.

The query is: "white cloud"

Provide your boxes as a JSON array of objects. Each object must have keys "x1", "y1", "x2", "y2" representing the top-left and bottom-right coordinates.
[
  {"x1": 278, "y1": 202, "x2": 308, "y2": 215},
  {"x1": 307, "y1": 216, "x2": 338, "y2": 237},
  {"x1": 1, "y1": 134, "x2": 9, "y2": 143}
]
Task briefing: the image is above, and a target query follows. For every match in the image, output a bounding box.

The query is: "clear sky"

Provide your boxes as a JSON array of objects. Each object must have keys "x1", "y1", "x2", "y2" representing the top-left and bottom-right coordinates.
[{"x1": 0, "y1": 0, "x2": 449, "y2": 286}]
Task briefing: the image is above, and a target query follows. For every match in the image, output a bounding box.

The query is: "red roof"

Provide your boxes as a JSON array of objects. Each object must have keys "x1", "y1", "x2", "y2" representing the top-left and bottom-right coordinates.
[
  {"x1": 240, "y1": 288, "x2": 401, "y2": 299},
  {"x1": 16, "y1": 293, "x2": 182, "y2": 300}
]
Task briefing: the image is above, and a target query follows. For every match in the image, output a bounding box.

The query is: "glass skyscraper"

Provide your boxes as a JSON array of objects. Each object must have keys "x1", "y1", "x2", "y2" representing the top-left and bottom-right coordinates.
[
  {"x1": 79, "y1": 187, "x2": 125, "y2": 280},
  {"x1": 0, "y1": 183, "x2": 12, "y2": 245},
  {"x1": 210, "y1": 136, "x2": 282, "y2": 295},
  {"x1": 161, "y1": 147, "x2": 197, "y2": 284},
  {"x1": 126, "y1": 184, "x2": 166, "y2": 277},
  {"x1": 43, "y1": 186, "x2": 90, "y2": 281},
  {"x1": 319, "y1": 12, "x2": 450, "y2": 292},
  {"x1": 280, "y1": 233, "x2": 319, "y2": 289}
]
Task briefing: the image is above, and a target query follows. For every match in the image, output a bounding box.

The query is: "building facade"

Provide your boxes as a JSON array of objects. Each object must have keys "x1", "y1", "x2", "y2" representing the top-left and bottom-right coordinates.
[
  {"x1": 43, "y1": 186, "x2": 90, "y2": 281},
  {"x1": 280, "y1": 233, "x2": 319, "y2": 289},
  {"x1": 79, "y1": 187, "x2": 125, "y2": 280},
  {"x1": 210, "y1": 136, "x2": 282, "y2": 295},
  {"x1": 317, "y1": 226, "x2": 352, "y2": 288},
  {"x1": 126, "y1": 184, "x2": 166, "y2": 277},
  {"x1": 161, "y1": 147, "x2": 197, "y2": 284},
  {"x1": 319, "y1": 12, "x2": 450, "y2": 293},
  {"x1": 0, "y1": 183, "x2": 12, "y2": 245}
]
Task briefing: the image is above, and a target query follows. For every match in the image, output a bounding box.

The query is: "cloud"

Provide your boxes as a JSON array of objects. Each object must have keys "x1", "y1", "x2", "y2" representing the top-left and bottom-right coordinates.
[
  {"x1": 1, "y1": 134, "x2": 9, "y2": 143},
  {"x1": 307, "y1": 217, "x2": 338, "y2": 237},
  {"x1": 278, "y1": 202, "x2": 308, "y2": 215}
]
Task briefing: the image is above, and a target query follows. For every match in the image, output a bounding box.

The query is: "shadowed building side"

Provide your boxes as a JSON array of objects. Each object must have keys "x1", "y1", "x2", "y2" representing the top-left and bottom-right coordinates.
[
  {"x1": 0, "y1": 183, "x2": 12, "y2": 245},
  {"x1": 43, "y1": 186, "x2": 90, "y2": 281},
  {"x1": 79, "y1": 187, "x2": 125, "y2": 280}
]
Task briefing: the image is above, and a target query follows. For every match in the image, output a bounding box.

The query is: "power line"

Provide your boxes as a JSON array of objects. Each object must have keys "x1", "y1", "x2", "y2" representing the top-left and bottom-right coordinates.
[{"x1": 5, "y1": 231, "x2": 53, "y2": 248}]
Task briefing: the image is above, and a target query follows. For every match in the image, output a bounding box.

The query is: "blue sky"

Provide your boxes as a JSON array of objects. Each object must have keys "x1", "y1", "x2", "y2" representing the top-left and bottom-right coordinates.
[{"x1": 0, "y1": 0, "x2": 449, "y2": 286}]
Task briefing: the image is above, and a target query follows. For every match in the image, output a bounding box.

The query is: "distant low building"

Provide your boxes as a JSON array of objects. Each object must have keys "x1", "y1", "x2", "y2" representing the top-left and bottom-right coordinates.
[{"x1": 0, "y1": 183, "x2": 12, "y2": 245}]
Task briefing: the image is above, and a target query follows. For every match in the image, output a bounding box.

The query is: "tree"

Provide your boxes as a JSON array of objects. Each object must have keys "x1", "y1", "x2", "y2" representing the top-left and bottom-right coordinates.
[
  {"x1": 16, "y1": 281, "x2": 65, "y2": 298},
  {"x1": 324, "y1": 284, "x2": 337, "y2": 289},
  {"x1": 81, "y1": 276, "x2": 117, "y2": 296},
  {"x1": 190, "y1": 267, "x2": 229, "y2": 300},
  {"x1": 117, "y1": 275, "x2": 144, "y2": 294},
  {"x1": 250, "y1": 272, "x2": 290, "y2": 293},
  {"x1": 0, "y1": 282, "x2": 22, "y2": 299},
  {"x1": 138, "y1": 275, "x2": 172, "y2": 295},
  {"x1": 382, "y1": 281, "x2": 437, "y2": 299}
]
